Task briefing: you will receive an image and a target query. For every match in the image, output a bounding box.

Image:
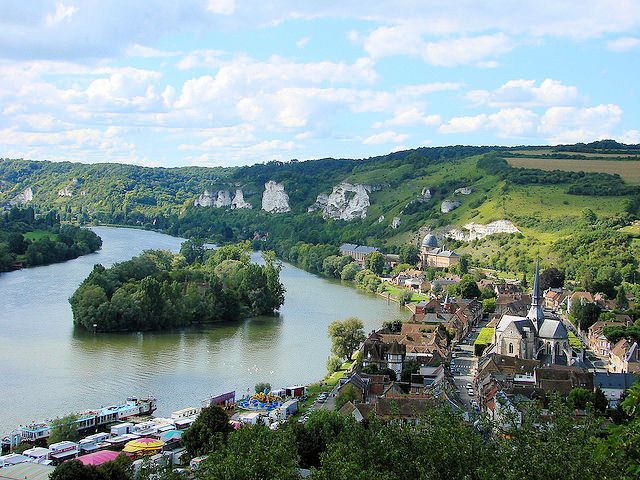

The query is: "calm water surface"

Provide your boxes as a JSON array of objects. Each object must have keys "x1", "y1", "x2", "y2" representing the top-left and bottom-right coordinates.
[{"x1": 0, "y1": 226, "x2": 406, "y2": 432}]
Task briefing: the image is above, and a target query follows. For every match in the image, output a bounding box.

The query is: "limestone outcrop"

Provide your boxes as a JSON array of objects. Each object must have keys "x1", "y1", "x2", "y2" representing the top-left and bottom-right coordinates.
[
  {"x1": 378, "y1": 215, "x2": 385, "y2": 223},
  {"x1": 421, "y1": 187, "x2": 432, "y2": 198},
  {"x1": 194, "y1": 189, "x2": 215, "y2": 207},
  {"x1": 308, "y1": 182, "x2": 370, "y2": 220},
  {"x1": 391, "y1": 217, "x2": 401, "y2": 229},
  {"x1": 446, "y1": 220, "x2": 521, "y2": 242},
  {"x1": 454, "y1": 187, "x2": 472, "y2": 195},
  {"x1": 262, "y1": 181, "x2": 291, "y2": 213},
  {"x1": 231, "y1": 189, "x2": 252, "y2": 209},
  {"x1": 440, "y1": 199, "x2": 461, "y2": 213},
  {"x1": 10, "y1": 187, "x2": 33, "y2": 206},
  {"x1": 58, "y1": 179, "x2": 78, "y2": 197},
  {"x1": 195, "y1": 188, "x2": 252, "y2": 209}
]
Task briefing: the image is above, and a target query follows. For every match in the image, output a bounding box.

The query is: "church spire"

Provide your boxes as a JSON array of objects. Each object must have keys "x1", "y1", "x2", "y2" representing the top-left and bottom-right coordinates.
[{"x1": 526, "y1": 258, "x2": 544, "y2": 330}]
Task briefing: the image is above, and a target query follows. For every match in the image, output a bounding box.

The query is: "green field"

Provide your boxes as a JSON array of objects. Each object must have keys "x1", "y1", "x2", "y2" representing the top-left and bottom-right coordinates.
[
  {"x1": 22, "y1": 230, "x2": 58, "y2": 241},
  {"x1": 381, "y1": 283, "x2": 429, "y2": 303},
  {"x1": 506, "y1": 157, "x2": 640, "y2": 184}
]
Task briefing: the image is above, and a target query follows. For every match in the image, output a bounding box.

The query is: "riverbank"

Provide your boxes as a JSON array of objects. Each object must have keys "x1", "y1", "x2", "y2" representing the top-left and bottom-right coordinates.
[{"x1": 0, "y1": 226, "x2": 407, "y2": 434}]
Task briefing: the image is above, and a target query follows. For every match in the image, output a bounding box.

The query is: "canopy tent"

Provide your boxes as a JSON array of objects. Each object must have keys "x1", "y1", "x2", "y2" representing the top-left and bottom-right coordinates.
[
  {"x1": 122, "y1": 437, "x2": 165, "y2": 454},
  {"x1": 159, "y1": 430, "x2": 183, "y2": 442},
  {"x1": 77, "y1": 450, "x2": 124, "y2": 466}
]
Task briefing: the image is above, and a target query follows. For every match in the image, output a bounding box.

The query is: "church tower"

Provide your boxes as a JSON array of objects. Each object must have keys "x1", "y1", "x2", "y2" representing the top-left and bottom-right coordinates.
[{"x1": 526, "y1": 258, "x2": 545, "y2": 331}]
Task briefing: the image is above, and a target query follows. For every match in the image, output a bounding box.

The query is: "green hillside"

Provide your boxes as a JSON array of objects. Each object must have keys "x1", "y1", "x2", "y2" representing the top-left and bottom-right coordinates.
[{"x1": 1, "y1": 141, "x2": 639, "y2": 283}]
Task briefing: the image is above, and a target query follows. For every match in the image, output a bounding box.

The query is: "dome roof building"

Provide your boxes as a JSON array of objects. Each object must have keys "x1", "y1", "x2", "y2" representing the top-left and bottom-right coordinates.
[{"x1": 421, "y1": 234, "x2": 438, "y2": 249}]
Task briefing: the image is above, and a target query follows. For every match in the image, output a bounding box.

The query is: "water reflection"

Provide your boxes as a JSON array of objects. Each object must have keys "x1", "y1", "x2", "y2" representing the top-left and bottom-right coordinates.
[{"x1": 0, "y1": 227, "x2": 407, "y2": 432}]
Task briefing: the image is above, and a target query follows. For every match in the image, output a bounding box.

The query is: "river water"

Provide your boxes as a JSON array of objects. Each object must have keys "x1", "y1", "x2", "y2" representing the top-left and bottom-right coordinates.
[{"x1": 0, "y1": 226, "x2": 406, "y2": 433}]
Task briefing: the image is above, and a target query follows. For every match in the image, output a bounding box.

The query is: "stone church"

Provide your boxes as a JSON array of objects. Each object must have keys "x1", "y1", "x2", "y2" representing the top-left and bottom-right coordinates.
[{"x1": 493, "y1": 260, "x2": 574, "y2": 365}]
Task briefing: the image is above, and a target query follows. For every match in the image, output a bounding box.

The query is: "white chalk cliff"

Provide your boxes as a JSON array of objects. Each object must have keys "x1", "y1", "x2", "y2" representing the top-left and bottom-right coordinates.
[
  {"x1": 58, "y1": 179, "x2": 78, "y2": 197},
  {"x1": 231, "y1": 189, "x2": 252, "y2": 209},
  {"x1": 309, "y1": 182, "x2": 371, "y2": 220},
  {"x1": 262, "y1": 181, "x2": 291, "y2": 213},
  {"x1": 441, "y1": 199, "x2": 461, "y2": 213},
  {"x1": 10, "y1": 187, "x2": 33, "y2": 206},
  {"x1": 194, "y1": 189, "x2": 215, "y2": 207},
  {"x1": 446, "y1": 220, "x2": 521, "y2": 242}
]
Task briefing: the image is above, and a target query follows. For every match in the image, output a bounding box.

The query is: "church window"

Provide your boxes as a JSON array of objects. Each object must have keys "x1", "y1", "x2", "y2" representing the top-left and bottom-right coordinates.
[{"x1": 508, "y1": 343, "x2": 513, "y2": 354}]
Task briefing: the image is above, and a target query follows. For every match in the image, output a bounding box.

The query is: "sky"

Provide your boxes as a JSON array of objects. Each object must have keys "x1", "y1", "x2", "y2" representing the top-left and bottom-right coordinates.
[{"x1": 0, "y1": 1, "x2": 639, "y2": 168}]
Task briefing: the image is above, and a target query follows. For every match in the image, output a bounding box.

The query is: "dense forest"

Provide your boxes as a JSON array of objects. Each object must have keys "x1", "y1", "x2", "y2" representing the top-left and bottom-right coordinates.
[
  {"x1": 69, "y1": 242, "x2": 285, "y2": 332},
  {"x1": 0, "y1": 206, "x2": 102, "y2": 272}
]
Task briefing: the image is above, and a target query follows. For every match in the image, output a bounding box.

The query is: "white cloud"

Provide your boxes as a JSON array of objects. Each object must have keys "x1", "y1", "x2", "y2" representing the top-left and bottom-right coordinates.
[
  {"x1": 296, "y1": 37, "x2": 309, "y2": 48},
  {"x1": 45, "y1": 2, "x2": 78, "y2": 26},
  {"x1": 439, "y1": 108, "x2": 538, "y2": 137},
  {"x1": 374, "y1": 107, "x2": 441, "y2": 128},
  {"x1": 126, "y1": 44, "x2": 181, "y2": 58},
  {"x1": 468, "y1": 79, "x2": 583, "y2": 108},
  {"x1": 488, "y1": 108, "x2": 538, "y2": 137},
  {"x1": 439, "y1": 114, "x2": 488, "y2": 134},
  {"x1": 363, "y1": 131, "x2": 409, "y2": 145},
  {"x1": 207, "y1": 0, "x2": 235, "y2": 15},
  {"x1": 606, "y1": 36, "x2": 640, "y2": 51},
  {"x1": 539, "y1": 104, "x2": 622, "y2": 135},
  {"x1": 619, "y1": 130, "x2": 640, "y2": 144},
  {"x1": 364, "y1": 25, "x2": 513, "y2": 66}
]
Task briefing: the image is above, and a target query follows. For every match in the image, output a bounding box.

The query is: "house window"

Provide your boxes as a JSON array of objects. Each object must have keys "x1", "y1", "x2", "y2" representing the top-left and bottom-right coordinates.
[{"x1": 508, "y1": 344, "x2": 513, "y2": 354}]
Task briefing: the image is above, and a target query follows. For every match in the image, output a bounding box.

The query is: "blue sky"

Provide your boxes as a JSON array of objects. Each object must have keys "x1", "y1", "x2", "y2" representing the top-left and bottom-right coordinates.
[{"x1": 0, "y1": 1, "x2": 638, "y2": 167}]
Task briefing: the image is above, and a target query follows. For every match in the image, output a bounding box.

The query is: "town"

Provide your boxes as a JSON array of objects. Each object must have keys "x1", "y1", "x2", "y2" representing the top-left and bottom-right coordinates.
[{"x1": 1, "y1": 232, "x2": 637, "y2": 479}]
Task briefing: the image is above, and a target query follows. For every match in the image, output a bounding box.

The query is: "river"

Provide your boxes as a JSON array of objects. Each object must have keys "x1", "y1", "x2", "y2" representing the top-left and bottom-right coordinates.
[{"x1": 0, "y1": 226, "x2": 407, "y2": 433}]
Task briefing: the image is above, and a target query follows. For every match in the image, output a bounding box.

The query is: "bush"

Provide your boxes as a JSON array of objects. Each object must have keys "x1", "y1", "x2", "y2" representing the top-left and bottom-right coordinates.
[{"x1": 397, "y1": 289, "x2": 413, "y2": 306}]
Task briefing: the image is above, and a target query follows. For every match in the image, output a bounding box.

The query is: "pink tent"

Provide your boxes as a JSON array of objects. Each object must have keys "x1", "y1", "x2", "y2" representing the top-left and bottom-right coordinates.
[{"x1": 77, "y1": 450, "x2": 124, "y2": 466}]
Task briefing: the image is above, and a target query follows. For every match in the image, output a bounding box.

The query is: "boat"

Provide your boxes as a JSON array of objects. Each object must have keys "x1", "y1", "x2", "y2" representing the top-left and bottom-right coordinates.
[{"x1": 2, "y1": 397, "x2": 156, "y2": 450}]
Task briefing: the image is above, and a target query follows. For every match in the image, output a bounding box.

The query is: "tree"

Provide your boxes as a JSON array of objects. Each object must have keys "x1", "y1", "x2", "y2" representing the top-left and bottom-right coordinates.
[
  {"x1": 382, "y1": 319, "x2": 403, "y2": 333},
  {"x1": 540, "y1": 267, "x2": 565, "y2": 290},
  {"x1": 397, "y1": 289, "x2": 413, "y2": 306},
  {"x1": 182, "y1": 405, "x2": 233, "y2": 457},
  {"x1": 254, "y1": 382, "x2": 271, "y2": 393},
  {"x1": 455, "y1": 274, "x2": 481, "y2": 299},
  {"x1": 399, "y1": 245, "x2": 419, "y2": 265},
  {"x1": 571, "y1": 301, "x2": 602, "y2": 332},
  {"x1": 335, "y1": 384, "x2": 358, "y2": 411},
  {"x1": 327, "y1": 317, "x2": 365, "y2": 361},
  {"x1": 482, "y1": 298, "x2": 496, "y2": 314},
  {"x1": 50, "y1": 460, "x2": 105, "y2": 480},
  {"x1": 364, "y1": 251, "x2": 385, "y2": 275},
  {"x1": 48, "y1": 414, "x2": 80, "y2": 445},
  {"x1": 180, "y1": 239, "x2": 205, "y2": 264},
  {"x1": 400, "y1": 358, "x2": 420, "y2": 383},
  {"x1": 326, "y1": 356, "x2": 342, "y2": 374},
  {"x1": 617, "y1": 285, "x2": 630, "y2": 310},
  {"x1": 201, "y1": 424, "x2": 300, "y2": 480},
  {"x1": 340, "y1": 262, "x2": 360, "y2": 281}
]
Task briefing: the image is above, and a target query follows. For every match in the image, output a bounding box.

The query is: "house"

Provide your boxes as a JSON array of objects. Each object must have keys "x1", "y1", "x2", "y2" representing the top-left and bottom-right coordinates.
[
  {"x1": 593, "y1": 372, "x2": 638, "y2": 407},
  {"x1": 587, "y1": 321, "x2": 622, "y2": 357},
  {"x1": 375, "y1": 397, "x2": 433, "y2": 424},
  {"x1": 567, "y1": 292, "x2": 594, "y2": 313},
  {"x1": 337, "y1": 401, "x2": 375, "y2": 422},
  {"x1": 544, "y1": 289, "x2": 569, "y2": 310},
  {"x1": 610, "y1": 339, "x2": 640, "y2": 373},
  {"x1": 337, "y1": 373, "x2": 371, "y2": 401},
  {"x1": 494, "y1": 294, "x2": 531, "y2": 316},
  {"x1": 410, "y1": 365, "x2": 445, "y2": 389},
  {"x1": 419, "y1": 234, "x2": 460, "y2": 269},
  {"x1": 534, "y1": 366, "x2": 593, "y2": 395},
  {"x1": 339, "y1": 244, "x2": 381, "y2": 266}
]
